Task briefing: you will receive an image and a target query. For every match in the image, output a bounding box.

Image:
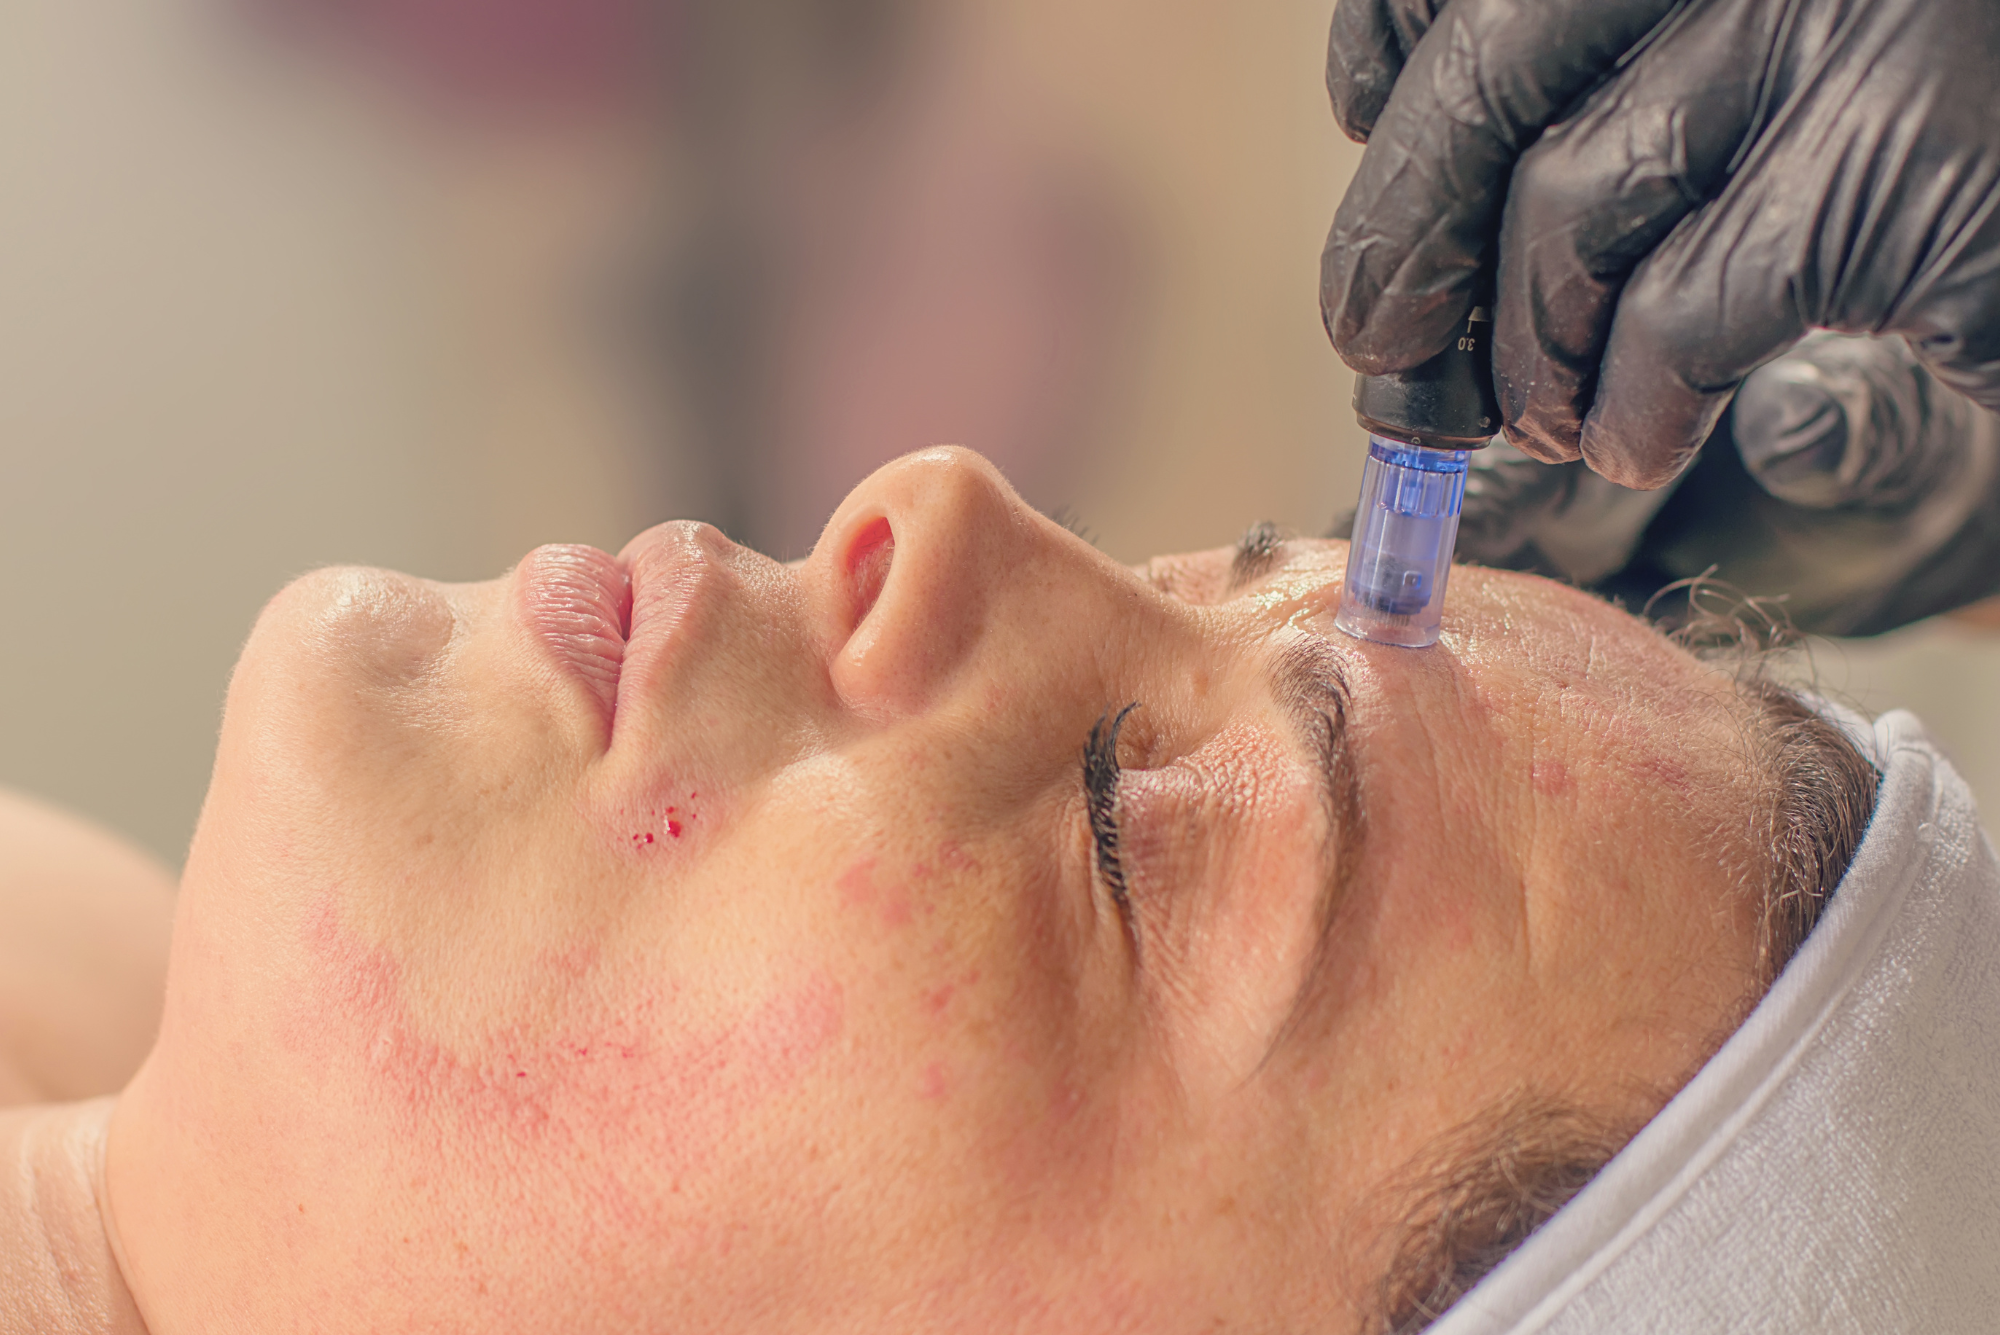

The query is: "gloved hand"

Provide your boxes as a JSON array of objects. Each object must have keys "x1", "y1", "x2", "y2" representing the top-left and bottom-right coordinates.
[
  {"x1": 1455, "y1": 333, "x2": 2000, "y2": 636},
  {"x1": 1321, "y1": 0, "x2": 2000, "y2": 492}
]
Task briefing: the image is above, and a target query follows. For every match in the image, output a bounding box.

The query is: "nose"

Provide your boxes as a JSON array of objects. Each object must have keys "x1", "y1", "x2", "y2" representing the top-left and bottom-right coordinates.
[{"x1": 811, "y1": 447, "x2": 1077, "y2": 716}]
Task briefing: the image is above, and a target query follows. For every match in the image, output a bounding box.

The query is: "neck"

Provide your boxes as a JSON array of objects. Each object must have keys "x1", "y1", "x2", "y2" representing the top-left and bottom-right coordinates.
[{"x1": 0, "y1": 1099, "x2": 150, "y2": 1335}]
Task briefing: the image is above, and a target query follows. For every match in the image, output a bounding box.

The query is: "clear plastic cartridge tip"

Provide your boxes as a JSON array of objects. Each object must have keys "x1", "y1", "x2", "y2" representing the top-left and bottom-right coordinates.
[{"x1": 1334, "y1": 435, "x2": 1470, "y2": 649}]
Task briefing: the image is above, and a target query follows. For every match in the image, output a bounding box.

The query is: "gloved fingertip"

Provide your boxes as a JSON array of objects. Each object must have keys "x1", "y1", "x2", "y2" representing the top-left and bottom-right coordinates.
[
  {"x1": 1326, "y1": 298, "x2": 1457, "y2": 376},
  {"x1": 1329, "y1": 84, "x2": 1389, "y2": 144},
  {"x1": 1500, "y1": 420, "x2": 1584, "y2": 466},
  {"x1": 1325, "y1": 0, "x2": 1400, "y2": 143},
  {"x1": 1335, "y1": 341, "x2": 1404, "y2": 379},
  {"x1": 1578, "y1": 426, "x2": 1698, "y2": 492}
]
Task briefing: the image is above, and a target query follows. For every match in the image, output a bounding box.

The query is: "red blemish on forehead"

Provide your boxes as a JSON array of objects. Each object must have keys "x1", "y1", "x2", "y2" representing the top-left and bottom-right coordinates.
[
  {"x1": 1531, "y1": 758, "x2": 1573, "y2": 797},
  {"x1": 1635, "y1": 753, "x2": 1693, "y2": 796},
  {"x1": 1427, "y1": 896, "x2": 1478, "y2": 955}
]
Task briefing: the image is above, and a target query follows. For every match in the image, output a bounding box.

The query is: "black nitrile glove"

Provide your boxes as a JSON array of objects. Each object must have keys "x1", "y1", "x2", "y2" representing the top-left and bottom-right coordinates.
[
  {"x1": 1456, "y1": 333, "x2": 2000, "y2": 636},
  {"x1": 1322, "y1": 0, "x2": 2000, "y2": 494}
]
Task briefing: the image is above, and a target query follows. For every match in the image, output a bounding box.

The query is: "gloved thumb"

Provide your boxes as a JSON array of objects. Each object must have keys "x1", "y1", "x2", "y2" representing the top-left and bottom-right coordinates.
[
  {"x1": 1732, "y1": 333, "x2": 1961, "y2": 511},
  {"x1": 1636, "y1": 330, "x2": 2000, "y2": 635}
]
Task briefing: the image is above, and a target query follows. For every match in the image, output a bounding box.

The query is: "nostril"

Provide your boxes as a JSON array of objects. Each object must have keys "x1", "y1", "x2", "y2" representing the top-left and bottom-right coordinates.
[{"x1": 846, "y1": 516, "x2": 895, "y2": 632}]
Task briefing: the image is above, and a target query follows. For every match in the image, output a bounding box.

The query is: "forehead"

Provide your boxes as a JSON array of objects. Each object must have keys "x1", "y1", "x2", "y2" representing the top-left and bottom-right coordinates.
[
  {"x1": 1141, "y1": 535, "x2": 1648, "y2": 638},
  {"x1": 1136, "y1": 534, "x2": 1733, "y2": 767}
]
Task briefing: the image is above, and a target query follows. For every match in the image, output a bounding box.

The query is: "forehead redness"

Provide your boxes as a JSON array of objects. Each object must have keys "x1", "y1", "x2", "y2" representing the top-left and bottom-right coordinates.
[{"x1": 1440, "y1": 571, "x2": 1768, "y2": 985}]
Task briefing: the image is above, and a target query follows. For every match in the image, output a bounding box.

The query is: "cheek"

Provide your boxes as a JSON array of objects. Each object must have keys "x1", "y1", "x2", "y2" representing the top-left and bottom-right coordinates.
[
  {"x1": 816, "y1": 834, "x2": 1137, "y2": 1176},
  {"x1": 274, "y1": 893, "x2": 849, "y2": 1230}
]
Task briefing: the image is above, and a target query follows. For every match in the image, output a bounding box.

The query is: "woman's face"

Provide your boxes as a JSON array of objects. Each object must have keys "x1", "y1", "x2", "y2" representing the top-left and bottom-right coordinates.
[{"x1": 112, "y1": 449, "x2": 1767, "y2": 1333}]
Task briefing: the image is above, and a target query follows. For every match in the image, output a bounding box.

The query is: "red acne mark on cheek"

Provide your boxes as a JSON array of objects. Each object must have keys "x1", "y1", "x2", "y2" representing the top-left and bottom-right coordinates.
[
  {"x1": 919, "y1": 969, "x2": 978, "y2": 1020},
  {"x1": 835, "y1": 858, "x2": 917, "y2": 927},
  {"x1": 1532, "y1": 759, "x2": 1573, "y2": 797},
  {"x1": 667, "y1": 819, "x2": 683, "y2": 839},
  {"x1": 634, "y1": 832, "x2": 655, "y2": 846},
  {"x1": 837, "y1": 858, "x2": 879, "y2": 909}
]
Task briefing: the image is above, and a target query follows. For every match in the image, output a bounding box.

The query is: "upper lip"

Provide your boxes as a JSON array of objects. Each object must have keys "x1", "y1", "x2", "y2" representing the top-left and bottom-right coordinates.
[
  {"x1": 610, "y1": 521, "x2": 739, "y2": 747},
  {"x1": 517, "y1": 542, "x2": 632, "y2": 731}
]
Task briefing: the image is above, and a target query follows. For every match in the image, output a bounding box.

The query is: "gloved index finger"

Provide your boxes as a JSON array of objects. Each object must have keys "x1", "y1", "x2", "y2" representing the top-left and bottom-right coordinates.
[
  {"x1": 1323, "y1": 0, "x2": 1685, "y2": 376},
  {"x1": 1327, "y1": 0, "x2": 1445, "y2": 144}
]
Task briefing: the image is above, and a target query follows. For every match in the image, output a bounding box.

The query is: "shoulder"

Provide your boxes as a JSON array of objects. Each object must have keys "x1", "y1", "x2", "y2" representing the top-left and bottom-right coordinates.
[{"x1": 0, "y1": 791, "x2": 175, "y2": 1105}]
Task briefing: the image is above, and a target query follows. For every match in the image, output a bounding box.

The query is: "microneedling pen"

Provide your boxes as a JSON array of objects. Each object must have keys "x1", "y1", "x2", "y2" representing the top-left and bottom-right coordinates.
[{"x1": 1333, "y1": 302, "x2": 1501, "y2": 649}]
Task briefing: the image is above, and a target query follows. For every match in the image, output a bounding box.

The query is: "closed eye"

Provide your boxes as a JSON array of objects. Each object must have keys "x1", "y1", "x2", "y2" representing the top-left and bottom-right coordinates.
[{"x1": 1083, "y1": 703, "x2": 1141, "y2": 943}]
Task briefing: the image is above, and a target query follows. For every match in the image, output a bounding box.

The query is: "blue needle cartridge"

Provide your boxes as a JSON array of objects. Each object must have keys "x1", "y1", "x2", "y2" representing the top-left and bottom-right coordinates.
[
  {"x1": 1334, "y1": 304, "x2": 1499, "y2": 649},
  {"x1": 1334, "y1": 437, "x2": 1470, "y2": 648}
]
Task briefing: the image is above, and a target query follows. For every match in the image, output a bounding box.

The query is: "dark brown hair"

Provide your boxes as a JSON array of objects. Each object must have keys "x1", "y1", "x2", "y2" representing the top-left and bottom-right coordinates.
[{"x1": 1366, "y1": 677, "x2": 1880, "y2": 1334}]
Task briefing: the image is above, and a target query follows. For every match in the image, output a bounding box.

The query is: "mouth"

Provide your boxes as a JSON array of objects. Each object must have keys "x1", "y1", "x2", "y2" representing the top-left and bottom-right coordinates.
[
  {"x1": 517, "y1": 523, "x2": 750, "y2": 746},
  {"x1": 517, "y1": 543, "x2": 632, "y2": 727}
]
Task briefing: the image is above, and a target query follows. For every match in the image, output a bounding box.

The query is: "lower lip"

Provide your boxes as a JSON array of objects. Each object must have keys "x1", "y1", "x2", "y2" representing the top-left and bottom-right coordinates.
[{"x1": 517, "y1": 544, "x2": 631, "y2": 724}]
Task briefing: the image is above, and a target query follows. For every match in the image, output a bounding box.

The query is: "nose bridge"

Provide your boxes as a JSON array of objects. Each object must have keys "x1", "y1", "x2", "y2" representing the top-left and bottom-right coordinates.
[{"x1": 825, "y1": 448, "x2": 1071, "y2": 716}]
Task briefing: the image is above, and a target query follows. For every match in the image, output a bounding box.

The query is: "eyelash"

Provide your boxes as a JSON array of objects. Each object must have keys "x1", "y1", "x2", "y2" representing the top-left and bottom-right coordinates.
[{"x1": 1082, "y1": 702, "x2": 1141, "y2": 929}]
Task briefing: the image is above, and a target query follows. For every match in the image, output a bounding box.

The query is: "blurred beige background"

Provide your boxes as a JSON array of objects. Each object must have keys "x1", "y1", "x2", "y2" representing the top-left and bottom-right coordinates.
[{"x1": 2, "y1": 0, "x2": 1995, "y2": 867}]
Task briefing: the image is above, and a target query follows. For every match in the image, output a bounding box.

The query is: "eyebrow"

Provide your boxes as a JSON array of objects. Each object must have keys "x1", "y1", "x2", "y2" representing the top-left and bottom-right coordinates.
[
  {"x1": 1229, "y1": 521, "x2": 1286, "y2": 591},
  {"x1": 1267, "y1": 627, "x2": 1368, "y2": 1054}
]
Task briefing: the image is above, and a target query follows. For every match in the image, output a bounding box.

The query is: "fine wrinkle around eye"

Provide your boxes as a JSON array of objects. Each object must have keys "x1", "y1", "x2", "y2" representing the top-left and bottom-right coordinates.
[
  {"x1": 1111, "y1": 720, "x2": 1339, "y2": 1085},
  {"x1": 1114, "y1": 725, "x2": 1288, "y2": 902}
]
